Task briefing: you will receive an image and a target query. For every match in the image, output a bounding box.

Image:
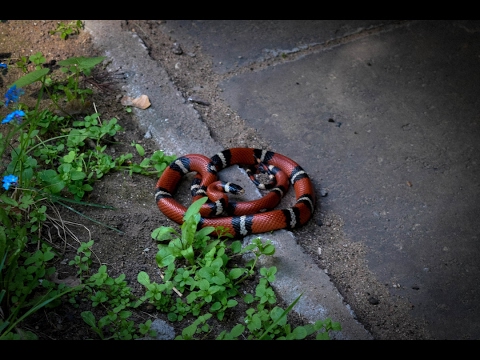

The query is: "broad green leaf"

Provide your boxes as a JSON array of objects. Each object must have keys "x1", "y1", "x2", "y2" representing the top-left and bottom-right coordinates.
[
  {"x1": 10, "y1": 68, "x2": 50, "y2": 88},
  {"x1": 262, "y1": 244, "x2": 275, "y2": 256},
  {"x1": 81, "y1": 311, "x2": 96, "y2": 327},
  {"x1": 292, "y1": 326, "x2": 308, "y2": 339},
  {"x1": 211, "y1": 257, "x2": 223, "y2": 270},
  {"x1": 194, "y1": 226, "x2": 215, "y2": 239},
  {"x1": 151, "y1": 226, "x2": 177, "y2": 241},
  {"x1": 243, "y1": 294, "x2": 254, "y2": 304},
  {"x1": 135, "y1": 144, "x2": 145, "y2": 156},
  {"x1": 183, "y1": 197, "x2": 208, "y2": 221},
  {"x1": 180, "y1": 245, "x2": 195, "y2": 264},
  {"x1": 43, "y1": 250, "x2": 55, "y2": 262},
  {"x1": 63, "y1": 151, "x2": 76, "y2": 163},
  {"x1": 0, "y1": 195, "x2": 18, "y2": 207},
  {"x1": 228, "y1": 268, "x2": 244, "y2": 280},
  {"x1": 229, "y1": 324, "x2": 245, "y2": 337},
  {"x1": 198, "y1": 279, "x2": 210, "y2": 290},
  {"x1": 227, "y1": 299, "x2": 238, "y2": 308},
  {"x1": 316, "y1": 332, "x2": 330, "y2": 340},
  {"x1": 181, "y1": 322, "x2": 197, "y2": 339},
  {"x1": 210, "y1": 302, "x2": 222, "y2": 311},
  {"x1": 70, "y1": 171, "x2": 86, "y2": 181},
  {"x1": 230, "y1": 240, "x2": 242, "y2": 253},
  {"x1": 82, "y1": 184, "x2": 93, "y2": 191},
  {"x1": 270, "y1": 306, "x2": 288, "y2": 326},
  {"x1": 46, "y1": 179, "x2": 66, "y2": 194},
  {"x1": 156, "y1": 247, "x2": 176, "y2": 267},
  {"x1": 58, "y1": 56, "x2": 105, "y2": 76}
]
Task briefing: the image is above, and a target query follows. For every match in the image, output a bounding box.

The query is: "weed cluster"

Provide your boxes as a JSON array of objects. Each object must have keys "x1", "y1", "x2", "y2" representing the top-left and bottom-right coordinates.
[
  {"x1": 49, "y1": 21, "x2": 83, "y2": 40},
  {"x1": 0, "y1": 48, "x2": 174, "y2": 339},
  {"x1": 0, "y1": 23, "x2": 341, "y2": 340},
  {"x1": 145, "y1": 197, "x2": 341, "y2": 340}
]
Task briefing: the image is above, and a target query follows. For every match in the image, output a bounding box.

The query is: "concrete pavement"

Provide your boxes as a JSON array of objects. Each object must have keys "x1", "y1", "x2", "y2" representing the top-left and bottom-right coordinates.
[{"x1": 84, "y1": 20, "x2": 480, "y2": 340}]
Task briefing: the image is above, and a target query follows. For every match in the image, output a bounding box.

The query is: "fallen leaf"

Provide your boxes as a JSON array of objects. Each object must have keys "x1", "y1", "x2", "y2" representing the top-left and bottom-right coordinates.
[{"x1": 121, "y1": 94, "x2": 151, "y2": 109}]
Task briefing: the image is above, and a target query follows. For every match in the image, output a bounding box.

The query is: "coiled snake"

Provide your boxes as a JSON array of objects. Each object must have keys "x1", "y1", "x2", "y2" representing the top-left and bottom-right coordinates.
[{"x1": 155, "y1": 148, "x2": 315, "y2": 237}]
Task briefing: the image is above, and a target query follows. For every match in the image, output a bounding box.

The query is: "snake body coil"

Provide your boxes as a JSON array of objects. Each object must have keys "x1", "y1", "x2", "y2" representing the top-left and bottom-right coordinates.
[{"x1": 155, "y1": 148, "x2": 315, "y2": 237}]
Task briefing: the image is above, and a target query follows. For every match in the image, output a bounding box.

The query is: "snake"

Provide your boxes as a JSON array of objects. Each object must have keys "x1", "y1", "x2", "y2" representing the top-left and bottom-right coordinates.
[{"x1": 155, "y1": 148, "x2": 315, "y2": 237}]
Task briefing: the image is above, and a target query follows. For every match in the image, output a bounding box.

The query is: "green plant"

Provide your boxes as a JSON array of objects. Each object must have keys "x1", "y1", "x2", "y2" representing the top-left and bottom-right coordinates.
[
  {"x1": 49, "y1": 20, "x2": 83, "y2": 40},
  {"x1": 0, "y1": 50, "x2": 174, "y2": 339},
  {"x1": 67, "y1": 248, "x2": 156, "y2": 340},
  {"x1": 137, "y1": 199, "x2": 342, "y2": 340},
  {"x1": 53, "y1": 56, "x2": 104, "y2": 104},
  {"x1": 175, "y1": 313, "x2": 212, "y2": 340},
  {"x1": 0, "y1": 236, "x2": 77, "y2": 339},
  {"x1": 153, "y1": 197, "x2": 215, "y2": 266},
  {"x1": 121, "y1": 143, "x2": 176, "y2": 176}
]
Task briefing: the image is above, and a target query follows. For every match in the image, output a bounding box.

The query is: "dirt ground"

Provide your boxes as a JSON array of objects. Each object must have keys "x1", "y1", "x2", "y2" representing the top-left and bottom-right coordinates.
[{"x1": 0, "y1": 20, "x2": 431, "y2": 340}]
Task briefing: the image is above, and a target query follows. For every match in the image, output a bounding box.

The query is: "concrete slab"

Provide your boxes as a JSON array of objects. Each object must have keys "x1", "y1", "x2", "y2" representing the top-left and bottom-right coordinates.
[
  {"x1": 158, "y1": 20, "x2": 398, "y2": 74},
  {"x1": 212, "y1": 20, "x2": 480, "y2": 339}
]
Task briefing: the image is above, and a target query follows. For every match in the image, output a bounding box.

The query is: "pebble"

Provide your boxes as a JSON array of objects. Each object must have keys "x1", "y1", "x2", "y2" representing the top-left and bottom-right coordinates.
[
  {"x1": 172, "y1": 42, "x2": 183, "y2": 55},
  {"x1": 137, "y1": 319, "x2": 175, "y2": 340},
  {"x1": 188, "y1": 96, "x2": 210, "y2": 106},
  {"x1": 368, "y1": 296, "x2": 380, "y2": 305}
]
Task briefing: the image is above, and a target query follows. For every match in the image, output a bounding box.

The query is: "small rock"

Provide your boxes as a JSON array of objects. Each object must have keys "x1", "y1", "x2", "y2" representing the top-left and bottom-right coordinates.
[
  {"x1": 188, "y1": 96, "x2": 210, "y2": 106},
  {"x1": 368, "y1": 296, "x2": 380, "y2": 305},
  {"x1": 172, "y1": 42, "x2": 183, "y2": 55},
  {"x1": 137, "y1": 319, "x2": 175, "y2": 340},
  {"x1": 412, "y1": 285, "x2": 420, "y2": 290}
]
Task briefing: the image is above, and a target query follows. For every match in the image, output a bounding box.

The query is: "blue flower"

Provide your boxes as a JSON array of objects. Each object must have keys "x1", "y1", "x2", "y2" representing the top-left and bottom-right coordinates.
[
  {"x1": 2, "y1": 110, "x2": 26, "y2": 124},
  {"x1": 4, "y1": 85, "x2": 25, "y2": 107},
  {"x1": 2, "y1": 174, "x2": 18, "y2": 190},
  {"x1": 0, "y1": 63, "x2": 7, "y2": 69}
]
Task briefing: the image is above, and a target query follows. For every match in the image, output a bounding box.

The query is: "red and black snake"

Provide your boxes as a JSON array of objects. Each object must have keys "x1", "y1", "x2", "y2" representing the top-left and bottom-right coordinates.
[{"x1": 155, "y1": 148, "x2": 315, "y2": 237}]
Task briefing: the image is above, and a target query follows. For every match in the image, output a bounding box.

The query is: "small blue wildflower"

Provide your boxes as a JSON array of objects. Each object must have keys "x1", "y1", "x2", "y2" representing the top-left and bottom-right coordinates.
[
  {"x1": 0, "y1": 63, "x2": 7, "y2": 69},
  {"x1": 2, "y1": 110, "x2": 26, "y2": 124},
  {"x1": 2, "y1": 174, "x2": 18, "y2": 190},
  {"x1": 4, "y1": 85, "x2": 25, "y2": 107}
]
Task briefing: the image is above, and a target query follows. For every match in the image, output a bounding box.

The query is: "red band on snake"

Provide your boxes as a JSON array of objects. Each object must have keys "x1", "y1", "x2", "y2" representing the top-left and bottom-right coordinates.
[{"x1": 155, "y1": 148, "x2": 315, "y2": 237}]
